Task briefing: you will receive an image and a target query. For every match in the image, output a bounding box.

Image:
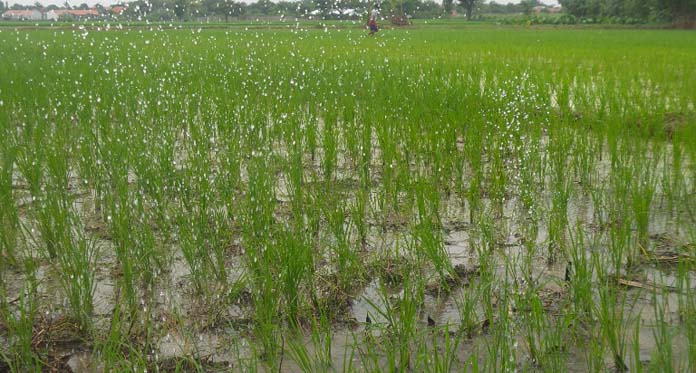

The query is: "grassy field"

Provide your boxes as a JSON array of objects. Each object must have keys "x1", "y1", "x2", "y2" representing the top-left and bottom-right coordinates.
[{"x1": 1, "y1": 21, "x2": 695, "y2": 371}]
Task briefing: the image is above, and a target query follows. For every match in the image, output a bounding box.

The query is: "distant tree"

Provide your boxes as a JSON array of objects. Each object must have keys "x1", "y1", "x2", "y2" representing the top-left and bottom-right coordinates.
[
  {"x1": 127, "y1": 0, "x2": 150, "y2": 18},
  {"x1": 457, "y1": 0, "x2": 481, "y2": 20},
  {"x1": 343, "y1": 0, "x2": 363, "y2": 12},
  {"x1": 559, "y1": 0, "x2": 681, "y2": 22},
  {"x1": 274, "y1": 1, "x2": 296, "y2": 16},
  {"x1": 480, "y1": 2, "x2": 523, "y2": 14},
  {"x1": 389, "y1": 0, "x2": 407, "y2": 22},
  {"x1": 248, "y1": 0, "x2": 274, "y2": 16},
  {"x1": 559, "y1": 0, "x2": 602, "y2": 18},
  {"x1": 520, "y1": 0, "x2": 542, "y2": 15},
  {"x1": 78, "y1": 3, "x2": 89, "y2": 10},
  {"x1": 204, "y1": 0, "x2": 245, "y2": 21},
  {"x1": 202, "y1": 0, "x2": 217, "y2": 17},
  {"x1": 149, "y1": 0, "x2": 165, "y2": 13},
  {"x1": 416, "y1": 0, "x2": 443, "y2": 17},
  {"x1": 661, "y1": 0, "x2": 696, "y2": 26},
  {"x1": 10, "y1": 3, "x2": 27, "y2": 10},
  {"x1": 559, "y1": 0, "x2": 580, "y2": 16},
  {"x1": 190, "y1": 0, "x2": 205, "y2": 17},
  {"x1": 443, "y1": 0, "x2": 453, "y2": 14},
  {"x1": 621, "y1": 0, "x2": 653, "y2": 19},
  {"x1": 228, "y1": 1, "x2": 246, "y2": 19},
  {"x1": 174, "y1": 0, "x2": 188, "y2": 19},
  {"x1": 601, "y1": 0, "x2": 622, "y2": 17},
  {"x1": 313, "y1": 0, "x2": 332, "y2": 17},
  {"x1": 295, "y1": 0, "x2": 315, "y2": 18}
]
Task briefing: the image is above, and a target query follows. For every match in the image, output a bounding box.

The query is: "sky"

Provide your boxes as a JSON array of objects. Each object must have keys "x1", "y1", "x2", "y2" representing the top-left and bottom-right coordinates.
[{"x1": 7, "y1": 0, "x2": 559, "y2": 9}]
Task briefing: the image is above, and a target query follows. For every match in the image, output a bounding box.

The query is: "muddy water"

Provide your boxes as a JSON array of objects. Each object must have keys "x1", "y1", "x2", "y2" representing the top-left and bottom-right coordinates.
[
  {"x1": 3, "y1": 131, "x2": 696, "y2": 371},
  {"x1": 7, "y1": 206, "x2": 694, "y2": 371},
  {"x1": 347, "y1": 180, "x2": 693, "y2": 370}
]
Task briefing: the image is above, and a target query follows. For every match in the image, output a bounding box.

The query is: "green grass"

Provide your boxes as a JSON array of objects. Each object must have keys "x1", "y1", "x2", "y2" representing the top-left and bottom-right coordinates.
[{"x1": 0, "y1": 22, "x2": 695, "y2": 371}]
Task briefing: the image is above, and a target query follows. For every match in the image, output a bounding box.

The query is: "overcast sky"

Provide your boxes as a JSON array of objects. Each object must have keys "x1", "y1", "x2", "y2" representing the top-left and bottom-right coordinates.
[{"x1": 7, "y1": 0, "x2": 559, "y2": 9}]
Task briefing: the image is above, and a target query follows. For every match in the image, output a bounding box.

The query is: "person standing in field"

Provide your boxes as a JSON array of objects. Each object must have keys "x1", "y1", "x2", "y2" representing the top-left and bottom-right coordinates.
[{"x1": 368, "y1": 4, "x2": 380, "y2": 36}]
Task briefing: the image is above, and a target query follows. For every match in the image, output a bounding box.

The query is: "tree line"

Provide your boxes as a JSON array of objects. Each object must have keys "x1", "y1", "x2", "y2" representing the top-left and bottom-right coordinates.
[
  {"x1": 559, "y1": 0, "x2": 696, "y2": 26},
  {"x1": 117, "y1": 0, "x2": 562, "y2": 22},
  {"x1": 121, "y1": 0, "x2": 445, "y2": 21},
  {"x1": 2, "y1": 0, "x2": 694, "y2": 27},
  {"x1": 0, "y1": 0, "x2": 559, "y2": 22}
]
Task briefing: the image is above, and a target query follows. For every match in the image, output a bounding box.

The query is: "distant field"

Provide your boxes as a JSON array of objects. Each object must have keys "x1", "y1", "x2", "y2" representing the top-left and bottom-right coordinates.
[{"x1": 1, "y1": 23, "x2": 695, "y2": 371}]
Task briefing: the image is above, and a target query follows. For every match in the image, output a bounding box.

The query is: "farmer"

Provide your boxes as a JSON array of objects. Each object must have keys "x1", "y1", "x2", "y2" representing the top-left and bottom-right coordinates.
[{"x1": 368, "y1": 4, "x2": 380, "y2": 36}]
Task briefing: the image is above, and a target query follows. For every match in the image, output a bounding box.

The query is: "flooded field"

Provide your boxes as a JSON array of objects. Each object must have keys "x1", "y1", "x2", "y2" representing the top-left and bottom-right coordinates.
[{"x1": 1, "y1": 24, "x2": 696, "y2": 371}]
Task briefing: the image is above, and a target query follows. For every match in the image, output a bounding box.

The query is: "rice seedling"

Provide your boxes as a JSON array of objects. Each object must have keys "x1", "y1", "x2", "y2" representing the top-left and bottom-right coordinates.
[
  {"x1": 0, "y1": 270, "x2": 40, "y2": 371},
  {"x1": 649, "y1": 283, "x2": 674, "y2": 371},
  {"x1": 0, "y1": 22, "x2": 694, "y2": 371},
  {"x1": 594, "y1": 256, "x2": 638, "y2": 372},
  {"x1": 415, "y1": 324, "x2": 462, "y2": 372}
]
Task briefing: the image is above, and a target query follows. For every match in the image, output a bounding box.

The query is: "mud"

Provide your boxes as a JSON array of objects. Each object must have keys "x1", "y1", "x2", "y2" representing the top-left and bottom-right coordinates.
[{"x1": 2, "y1": 128, "x2": 695, "y2": 371}]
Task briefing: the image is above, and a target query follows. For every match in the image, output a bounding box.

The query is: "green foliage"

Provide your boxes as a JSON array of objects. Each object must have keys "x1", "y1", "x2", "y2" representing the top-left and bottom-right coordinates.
[
  {"x1": 0, "y1": 23, "x2": 695, "y2": 371},
  {"x1": 559, "y1": 0, "x2": 695, "y2": 25},
  {"x1": 457, "y1": 0, "x2": 483, "y2": 19}
]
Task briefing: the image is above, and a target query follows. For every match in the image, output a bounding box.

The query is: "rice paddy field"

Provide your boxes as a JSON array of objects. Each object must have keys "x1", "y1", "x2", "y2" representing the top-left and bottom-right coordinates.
[{"x1": 1, "y1": 21, "x2": 696, "y2": 371}]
